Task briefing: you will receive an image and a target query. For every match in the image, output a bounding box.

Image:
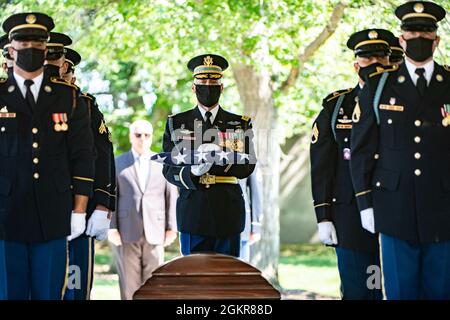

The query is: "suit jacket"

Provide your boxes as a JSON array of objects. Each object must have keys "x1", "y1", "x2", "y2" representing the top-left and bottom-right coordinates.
[
  {"x1": 351, "y1": 62, "x2": 450, "y2": 244},
  {"x1": 0, "y1": 73, "x2": 95, "y2": 242},
  {"x1": 239, "y1": 169, "x2": 263, "y2": 241},
  {"x1": 112, "y1": 150, "x2": 177, "y2": 245},
  {"x1": 162, "y1": 106, "x2": 256, "y2": 237},
  {"x1": 310, "y1": 86, "x2": 379, "y2": 253}
]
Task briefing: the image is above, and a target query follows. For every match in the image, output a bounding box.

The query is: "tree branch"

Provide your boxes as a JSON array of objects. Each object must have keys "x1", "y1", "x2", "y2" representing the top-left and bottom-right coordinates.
[{"x1": 279, "y1": 2, "x2": 347, "y2": 93}]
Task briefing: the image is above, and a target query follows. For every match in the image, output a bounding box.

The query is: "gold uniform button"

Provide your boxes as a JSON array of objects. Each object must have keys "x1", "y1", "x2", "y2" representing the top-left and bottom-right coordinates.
[
  {"x1": 332, "y1": 198, "x2": 337, "y2": 203},
  {"x1": 415, "y1": 153, "x2": 421, "y2": 160},
  {"x1": 0, "y1": 127, "x2": 5, "y2": 132},
  {"x1": 376, "y1": 182, "x2": 381, "y2": 187},
  {"x1": 32, "y1": 142, "x2": 39, "y2": 148},
  {"x1": 33, "y1": 173, "x2": 39, "y2": 179},
  {"x1": 344, "y1": 138, "x2": 349, "y2": 143},
  {"x1": 33, "y1": 158, "x2": 39, "y2": 164},
  {"x1": 32, "y1": 128, "x2": 38, "y2": 134},
  {"x1": 374, "y1": 154, "x2": 380, "y2": 160},
  {"x1": 415, "y1": 169, "x2": 421, "y2": 176},
  {"x1": 414, "y1": 136, "x2": 421, "y2": 144},
  {"x1": 387, "y1": 119, "x2": 393, "y2": 124},
  {"x1": 415, "y1": 120, "x2": 421, "y2": 127}
]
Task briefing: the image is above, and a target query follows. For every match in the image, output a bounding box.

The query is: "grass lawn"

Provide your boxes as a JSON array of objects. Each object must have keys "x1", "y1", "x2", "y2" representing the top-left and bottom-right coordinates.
[{"x1": 90, "y1": 242, "x2": 340, "y2": 300}]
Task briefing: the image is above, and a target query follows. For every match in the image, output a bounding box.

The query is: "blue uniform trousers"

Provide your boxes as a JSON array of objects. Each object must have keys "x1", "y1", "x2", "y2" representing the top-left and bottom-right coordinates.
[
  {"x1": 0, "y1": 238, "x2": 67, "y2": 300},
  {"x1": 335, "y1": 247, "x2": 383, "y2": 300},
  {"x1": 180, "y1": 233, "x2": 241, "y2": 257},
  {"x1": 381, "y1": 233, "x2": 450, "y2": 300},
  {"x1": 63, "y1": 234, "x2": 95, "y2": 300}
]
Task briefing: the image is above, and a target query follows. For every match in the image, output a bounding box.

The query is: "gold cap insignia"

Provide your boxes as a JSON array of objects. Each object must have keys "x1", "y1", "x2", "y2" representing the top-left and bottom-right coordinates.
[
  {"x1": 311, "y1": 123, "x2": 319, "y2": 144},
  {"x1": 368, "y1": 30, "x2": 378, "y2": 40},
  {"x1": 204, "y1": 55, "x2": 213, "y2": 66},
  {"x1": 26, "y1": 14, "x2": 37, "y2": 24},
  {"x1": 436, "y1": 74, "x2": 443, "y2": 82},
  {"x1": 414, "y1": 3, "x2": 425, "y2": 13},
  {"x1": 398, "y1": 75, "x2": 406, "y2": 83}
]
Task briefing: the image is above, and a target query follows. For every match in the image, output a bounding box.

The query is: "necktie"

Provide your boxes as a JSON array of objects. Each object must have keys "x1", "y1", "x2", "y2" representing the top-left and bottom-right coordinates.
[
  {"x1": 24, "y1": 79, "x2": 36, "y2": 109},
  {"x1": 204, "y1": 111, "x2": 213, "y2": 130},
  {"x1": 415, "y1": 68, "x2": 427, "y2": 97}
]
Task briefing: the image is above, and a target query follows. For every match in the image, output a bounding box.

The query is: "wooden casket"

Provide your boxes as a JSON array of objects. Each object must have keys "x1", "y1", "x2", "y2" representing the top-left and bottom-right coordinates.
[{"x1": 133, "y1": 253, "x2": 281, "y2": 300}]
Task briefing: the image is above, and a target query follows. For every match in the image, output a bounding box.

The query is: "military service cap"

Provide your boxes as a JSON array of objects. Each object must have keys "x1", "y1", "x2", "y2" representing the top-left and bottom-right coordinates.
[
  {"x1": 0, "y1": 34, "x2": 11, "y2": 60},
  {"x1": 46, "y1": 32, "x2": 72, "y2": 61},
  {"x1": 347, "y1": 29, "x2": 394, "y2": 58},
  {"x1": 395, "y1": 1, "x2": 446, "y2": 31},
  {"x1": 2, "y1": 12, "x2": 54, "y2": 41},
  {"x1": 387, "y1": 35, "x2": 404, "y2": 64},
  {"x1": 187, "y1": 54, "x2": 229, "y2": 79}
]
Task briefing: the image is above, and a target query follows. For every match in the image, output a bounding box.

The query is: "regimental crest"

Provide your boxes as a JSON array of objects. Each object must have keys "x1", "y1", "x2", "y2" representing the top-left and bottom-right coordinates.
[
  {"x1": 204, "y1": 55, "x2": 213, "y2": 66},
  {"x1": 0, "y1": 106, "x2": 8, "y2": 113},
  {"x1": 390, "y1": 97, "x2": 396, "y2": 105},
  {"x1": 26, "y1": 14, "x2": 37, "y2": 24},
  {"x1": 352, "y1": 102, "x2": 361, "y2": 123},
  {"x1": 311, "y1": 123, "x2": 319, "y2": 144},
  {"x1": 414, "y1": 3, "x2": 424, "y2": 13},
  {"x1": 368, "y1": 30, "x2": 378, "y2": 40}
]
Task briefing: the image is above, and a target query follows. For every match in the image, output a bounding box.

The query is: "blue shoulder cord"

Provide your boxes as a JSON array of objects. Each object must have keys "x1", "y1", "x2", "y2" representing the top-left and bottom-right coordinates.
[{"x1": 331, "y1": 94, "x2": 346, "y2": 141}]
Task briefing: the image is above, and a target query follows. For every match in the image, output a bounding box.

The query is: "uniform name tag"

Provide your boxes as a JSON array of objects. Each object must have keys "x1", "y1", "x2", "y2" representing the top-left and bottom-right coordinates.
[
  {"x1": 379, "y1": 104, "x2": 404, "y2": 112},
  {"x1": 336, "y1": 124, "x2": 352, "y2": 129},
  {"x1": 0, "y1": 113, "x2": 16, "y2": 118}
]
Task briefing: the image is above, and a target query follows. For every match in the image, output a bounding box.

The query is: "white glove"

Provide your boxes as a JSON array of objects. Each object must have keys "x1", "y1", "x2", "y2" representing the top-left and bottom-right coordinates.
[
  {"x1": 318, "y1": 221, "x2": 338, "y2": 245},
  {"x1": 86, "y1": 210, "x2": 110, "y2": 240},
  {"x1": 360, "y1": 208, "x2": 376, "y2": 234},
  {"x1": 191, "y1": 143, "x2": 221, "y2": 176},
  {"x1": 67, "y1": 212, "x2": 87, "y2": 241},
  {"x1": 191, "y1": 163, "x2": 213, "y2": 176}
]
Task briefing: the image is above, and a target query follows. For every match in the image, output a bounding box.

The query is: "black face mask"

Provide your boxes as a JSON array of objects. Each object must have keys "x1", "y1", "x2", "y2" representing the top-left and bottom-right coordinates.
[
  {"x1": 358, "y1": 62, "x2": 383, "y2": 82},
  {"x1": 14, "y1": 47, "x2": 46, "y2": 72},
  {"x1": 405, "y1": 37, "x2": 435, "y2": 62},
  {"x1": 195, "y1": 84, "x2": 221, "y2": 108}
]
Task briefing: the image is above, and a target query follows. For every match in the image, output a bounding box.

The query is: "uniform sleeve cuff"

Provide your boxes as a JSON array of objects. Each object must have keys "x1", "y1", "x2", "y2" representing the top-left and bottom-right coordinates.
[
  {"x1": 93, "y1": 189, "x2": 112, "y2": 209},
  {"x1": 314, "y1": 203, "x2": 332, "y2": 222},
  {"x1": 72, "y1": 176, "x2": 94, "y2": 196},
  {"x1": 355, "y1": 191, "x2": 372, "y2": 211}
]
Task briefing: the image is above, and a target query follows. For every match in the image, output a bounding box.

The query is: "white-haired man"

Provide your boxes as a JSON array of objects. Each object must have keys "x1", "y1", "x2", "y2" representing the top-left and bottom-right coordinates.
[{"x1": 109, "y1": 119, "x2": 178, "y2": 300}]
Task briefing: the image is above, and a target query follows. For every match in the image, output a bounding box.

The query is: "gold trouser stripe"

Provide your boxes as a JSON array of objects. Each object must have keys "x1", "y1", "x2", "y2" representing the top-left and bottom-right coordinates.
[
  {"x1": 86, "y1": 237, "x2": 93, "y2": 300},
  {"x1": 314, "y1": 203, "x2": 331, "y2": 209},
  {"x1": 73, "y1": 176, "x2": 94, "y2": 182},
  {"x1": 179, "y1": 167, "x2": 189, "y2": 189},
  {"x1": 61, "y1": 240, "x2": 69, "y2": 300},
  {"x1": 355, "y1": 189, "x2": 372, "y2": 197}
]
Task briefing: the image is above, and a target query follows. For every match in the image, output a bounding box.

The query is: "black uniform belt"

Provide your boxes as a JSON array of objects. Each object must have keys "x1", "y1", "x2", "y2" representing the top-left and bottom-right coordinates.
[{"x1": 199, "y1": 173, "x2": 238, "y2": 188}]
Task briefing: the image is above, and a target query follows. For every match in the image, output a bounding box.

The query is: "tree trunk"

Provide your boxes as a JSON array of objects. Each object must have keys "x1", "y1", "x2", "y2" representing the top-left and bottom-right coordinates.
[{"x1": 232, "y1": 63, "x2": 280, "y2": 284}]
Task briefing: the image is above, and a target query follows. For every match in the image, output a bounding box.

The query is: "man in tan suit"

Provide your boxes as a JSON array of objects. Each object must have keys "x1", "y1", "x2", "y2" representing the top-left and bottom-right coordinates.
[{"x1": 109, "y1": 120, "x2": 178, "y2": 300}]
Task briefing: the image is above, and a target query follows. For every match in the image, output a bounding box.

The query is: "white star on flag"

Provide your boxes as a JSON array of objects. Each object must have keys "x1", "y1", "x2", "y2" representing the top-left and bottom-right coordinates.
[
  {"x1": 195, "y1": 151, "x2": 209, "y2": 163},
  {"x1": 218, "y1": 151, "x2": 230, "y2": 161},
  {"x1": 239, "y1": 153, "x2": 250, "y2": 161},
  {"x1": 173, "y1": 152, "x2": 187, "y2": 164},
  {"x1": 155, "y1": 154, "x2": 167, "y2": 163}
]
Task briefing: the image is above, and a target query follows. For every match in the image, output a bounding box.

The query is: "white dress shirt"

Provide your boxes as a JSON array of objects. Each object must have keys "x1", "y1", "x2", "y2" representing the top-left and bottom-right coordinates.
[
  {"x1": 14, "y1": 71, "x2": 44, "y2": 103},
  {"x1": 132, "y1": 148, "x2": 151, "y2": 190},
  {"x1": 197, "y1": 105, "x2": 220, "y2": 124},
  {"x1": 405, "y1": 58, "x2": 434, "y2": 86}
]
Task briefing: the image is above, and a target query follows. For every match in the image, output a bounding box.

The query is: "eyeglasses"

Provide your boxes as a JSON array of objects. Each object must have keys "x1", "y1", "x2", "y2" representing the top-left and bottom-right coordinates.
[{"x1": 134, "y1": 133, "x2": 151, "y2": 139}]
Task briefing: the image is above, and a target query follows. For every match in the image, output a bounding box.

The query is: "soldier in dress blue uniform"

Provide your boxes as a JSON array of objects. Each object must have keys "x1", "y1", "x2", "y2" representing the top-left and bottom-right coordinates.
[
  {"x1": 310, "y1": 29, "x2": 394, "y2": 300},
  {"x1": 0, "y1": 13, "x2": 95, "y2": 300},
  {"x1": 0, "y1": 34, "x2": 13, "y2": 77},
  {"x1": 388, "y1": 36, "x2": 405, "y2": 65},
  {"x1": 350, "y1": 1, "x2": 450, "y2": 299},
  {"x1": 58, "y1": 47, "x2": 115, "y2": 300},
  {"x1": 162, "y1": 54, "x2": 256, "y2": 257}
]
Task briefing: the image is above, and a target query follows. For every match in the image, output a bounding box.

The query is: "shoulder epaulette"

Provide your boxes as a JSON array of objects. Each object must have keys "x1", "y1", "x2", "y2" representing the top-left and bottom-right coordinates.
[
  {"x1": 325, "y1": 88, "x2": 353, "y2": 103},
  {"x1": 444, "y1": 65, "x2": 450, "y2": 72},
  {"x1": 241, "y1": 115, "x2": 250, "y2": 122},
  {"x1": 81, "y1": 92, "x2": 94, "y2": 101},
  {"x1": 50, "y1": 77, "x2": 78, "y2": 90},
  {"x1": 369, "y1": 64, "x2": 398, "y2": 78}
]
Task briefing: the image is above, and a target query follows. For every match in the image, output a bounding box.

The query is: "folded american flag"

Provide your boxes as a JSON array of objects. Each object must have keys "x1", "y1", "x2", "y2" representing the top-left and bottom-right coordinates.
[{"x1": 151, "y1": 150, "x2": 256, "y2": 166}]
